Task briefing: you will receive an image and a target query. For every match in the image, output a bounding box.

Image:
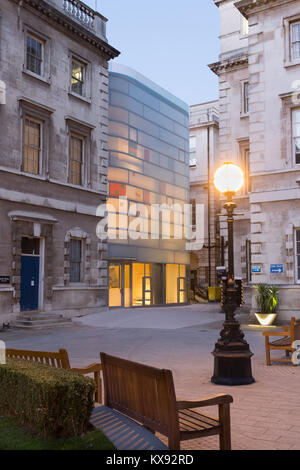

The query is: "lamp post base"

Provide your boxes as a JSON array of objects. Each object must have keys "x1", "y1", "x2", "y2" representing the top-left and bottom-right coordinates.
[
  {"x1": 211, "y1": 352, "x2": 255, "y2": 386},
  {"x1": 211, "y1": 319, "x2": 255, "y2": 386}
]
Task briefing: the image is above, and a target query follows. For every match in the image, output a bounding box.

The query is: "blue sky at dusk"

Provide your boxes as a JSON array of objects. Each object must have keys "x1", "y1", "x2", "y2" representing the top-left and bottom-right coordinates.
[{"x1": 85, "y1": 1, "x2": 220, "y2": 106}]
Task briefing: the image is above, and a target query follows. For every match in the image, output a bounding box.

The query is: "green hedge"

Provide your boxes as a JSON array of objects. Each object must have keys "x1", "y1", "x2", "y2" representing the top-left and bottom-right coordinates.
[{"x1": 0, "y1": 359, "x2": 95, "y2": 438}]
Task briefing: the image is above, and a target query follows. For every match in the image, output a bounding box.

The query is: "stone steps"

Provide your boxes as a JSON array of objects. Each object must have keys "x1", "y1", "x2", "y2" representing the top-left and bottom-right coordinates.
[{"x1": 11, "y1": 312, "x2": 73, "y2": 329}]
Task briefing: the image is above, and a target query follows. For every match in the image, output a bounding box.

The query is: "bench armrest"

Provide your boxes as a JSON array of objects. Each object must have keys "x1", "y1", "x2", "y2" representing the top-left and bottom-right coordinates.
[
  {"x1": 70, "y1": 362, "x2": 102, "y2": 374},
  {"x1": 176, "y1": 394, "x2": 233, "y2": 410},
  {"x1": 262, "y1": 331, "x2": 290, "y2": 337}
]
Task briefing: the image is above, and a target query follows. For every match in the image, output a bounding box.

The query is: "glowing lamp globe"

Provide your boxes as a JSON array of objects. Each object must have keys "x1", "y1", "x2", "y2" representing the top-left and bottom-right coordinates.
[{"x1": 214, "y1": 162, "x2": 244, "y2": 193}]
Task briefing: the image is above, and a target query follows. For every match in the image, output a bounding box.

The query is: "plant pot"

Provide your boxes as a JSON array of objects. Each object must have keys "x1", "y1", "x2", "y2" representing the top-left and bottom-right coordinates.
[{"x1": 254, "y1": 313, "x2": 277, "y2": 326}]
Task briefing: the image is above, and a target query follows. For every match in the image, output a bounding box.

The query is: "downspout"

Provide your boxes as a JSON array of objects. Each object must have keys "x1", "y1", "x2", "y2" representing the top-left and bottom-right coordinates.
[
  {"x1": 207, "y1": 120, "x2": 211, "y2": 287},
  {"x1": 18, "y1": 1, "x2": 23, "y2": 29}
]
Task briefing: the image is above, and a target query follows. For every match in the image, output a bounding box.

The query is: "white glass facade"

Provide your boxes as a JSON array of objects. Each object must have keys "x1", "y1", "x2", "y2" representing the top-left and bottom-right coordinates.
[{"x1": 108, "y1": 64, "x2": 190, "y2": 307}]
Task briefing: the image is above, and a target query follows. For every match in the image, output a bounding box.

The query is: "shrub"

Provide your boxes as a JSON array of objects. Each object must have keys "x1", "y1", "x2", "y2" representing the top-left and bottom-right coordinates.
[
  {"x1": 254, "y1": 283, "x2": 279, "y2": 314},
  {"x1": 0, "y1": 359, "x2": 95, "y2": 439}
]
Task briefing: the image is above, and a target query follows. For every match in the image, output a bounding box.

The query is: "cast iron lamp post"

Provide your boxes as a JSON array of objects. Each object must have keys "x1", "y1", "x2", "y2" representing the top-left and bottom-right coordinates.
[{"x1": 211, "y1": 162, "x2": 255, "y2": 385}]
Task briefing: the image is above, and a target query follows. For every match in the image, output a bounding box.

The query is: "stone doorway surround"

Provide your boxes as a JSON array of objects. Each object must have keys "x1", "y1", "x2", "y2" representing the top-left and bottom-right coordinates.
[{"x1": 8, "y1": 210, "x2": 57, "y2": 315}]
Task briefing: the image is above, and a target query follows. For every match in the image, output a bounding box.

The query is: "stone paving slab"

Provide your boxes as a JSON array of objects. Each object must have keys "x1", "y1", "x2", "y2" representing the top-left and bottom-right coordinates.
[{"x1": 1, "y1": 304, "x2": 299, "y2": 450}]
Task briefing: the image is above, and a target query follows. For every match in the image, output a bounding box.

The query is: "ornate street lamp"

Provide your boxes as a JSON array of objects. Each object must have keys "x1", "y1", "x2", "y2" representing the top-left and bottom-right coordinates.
[{"x1": 212, "y1": 162, "x2": 255, "y2": 386}]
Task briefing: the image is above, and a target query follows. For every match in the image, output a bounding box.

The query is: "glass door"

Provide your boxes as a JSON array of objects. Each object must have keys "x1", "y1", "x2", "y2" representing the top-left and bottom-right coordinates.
[
  {"x1": 124, "y1": 264, "x2": 131, "y2": 308},
  {"x1": 143, "y1": 276, "x2": 152, "y2": 306},
  {"x1": 177, "y1": 277, "x2": 186, "y2": 303},
  {"x1": 109, "y1": 263, "x2": 132, "y2": 308},
  {"x1": 109, "y1": 264, "x2": 122, "y2": 307},
  {"x1": 178, "y1": 264, "x2": 187, "y2": 303}
]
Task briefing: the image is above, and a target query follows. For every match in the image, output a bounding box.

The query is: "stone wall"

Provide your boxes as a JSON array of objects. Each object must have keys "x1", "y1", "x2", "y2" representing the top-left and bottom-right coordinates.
[{"x1": 0, "y1": 0, "x2": 118, "y2": 320}]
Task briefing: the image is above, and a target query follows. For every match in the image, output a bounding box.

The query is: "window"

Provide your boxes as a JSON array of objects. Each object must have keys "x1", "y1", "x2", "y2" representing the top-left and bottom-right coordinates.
[
  {"x1": 189, "y1": 136, "x2": 196, "y2": 167},
  {"x1": 292, "y1": 109, "x2": 300, "y2": 164},
  {"x1": 21, "y1": 237, "x2": 40, "y2": 255},
  {"x1": 241, "y1": 17, "x2": 249, "y2": 36},
  {"x1": 129, "y1": 127, "x2": 138, "y2": 142},
  {"x1": 166, "y1": 264, "x2": 186, "y2": 304},
  {"x1": 239, "y1": 141, "x2": 250, "y2": 193},
  {"x1": 26, "y1": 34, "x2": 43, "y2": 76},
  {"x1": 71, "y1": 60, "x2": 85, "y2": 96},
  {"x1": 190, "y1": 136, "x2": 196, "y2": 153},
  {"x1": 23, "y1": 117, "x2": 42, "y2": 175},
  {"x1": 19, "y1": 98, "x2": 53, "y2": 177},
  {"x1": 69, "y1": 134, "x2": 84, "y2": 185},
  {"x1": 66, "y1": 118, "x2": 93, "y2": 187},
  {"x1": 241, "y1": 81, "x2": 249, "y2": 115},
  {"x1": 291, "y1": 22, "x2": 300, "y2": 61},
  {"x1": 70, "y1": 239, "x2": 82, "y2": 283}
]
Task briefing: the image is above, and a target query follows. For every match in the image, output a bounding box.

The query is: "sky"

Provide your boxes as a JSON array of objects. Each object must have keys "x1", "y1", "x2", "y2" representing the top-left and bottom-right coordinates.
[{"x1": 84, "y1": 1, "x2": 220, "y2": 106}]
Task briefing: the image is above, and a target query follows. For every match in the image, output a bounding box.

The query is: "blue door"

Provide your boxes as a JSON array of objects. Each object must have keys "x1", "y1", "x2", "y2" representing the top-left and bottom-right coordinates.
[{"x1": 20, "y1": 256, "x2": 39, "y2": 311}]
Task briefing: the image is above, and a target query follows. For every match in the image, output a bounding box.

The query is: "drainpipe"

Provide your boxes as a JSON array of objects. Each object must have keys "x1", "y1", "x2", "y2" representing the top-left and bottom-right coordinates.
[
  {"x1": 207, "y1": 120, "x2": 212, "y2": 287},
  {"x1": 18, "y1": 1, "x2": 23, "y2": 29}
]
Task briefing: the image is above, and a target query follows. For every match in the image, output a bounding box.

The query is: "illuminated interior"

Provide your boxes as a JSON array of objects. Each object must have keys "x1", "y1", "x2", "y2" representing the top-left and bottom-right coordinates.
[
  {"x1": 109, "y1": 264, "x2": 121, "y2": 307},
  {"x1": 132, "y1": 263, "x2": 145, "y2": 306},
  {"x1": 109, "y1": 262, "x2": 187, "y2": 307},
  {"x1": 124, "y1": 264, "x2": 131, "y2": 308},
  {"x1": 166, "y1": 264, "x2": 186, "y2": 304}
]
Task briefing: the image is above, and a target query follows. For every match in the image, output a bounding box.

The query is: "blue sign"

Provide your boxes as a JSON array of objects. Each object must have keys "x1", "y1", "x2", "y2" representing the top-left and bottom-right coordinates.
[
  {"x1": 252, "y1": 265, "x2": 261, "y2": 273},
  {"x1": 270, "y1": 264, "x2": 284, "y2": 274}
]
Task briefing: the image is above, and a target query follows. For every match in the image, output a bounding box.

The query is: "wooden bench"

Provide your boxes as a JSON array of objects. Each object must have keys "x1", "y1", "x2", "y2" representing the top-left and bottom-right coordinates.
[
  {"x1": 263, "y1": 316, "x2": 300, "y2": 366},
  {"x1": 6, "y1": 348, "x2": 102, "y2": 403},
  {"x1": 100, "y1": 352, "x2": 233, "y2": 450}
]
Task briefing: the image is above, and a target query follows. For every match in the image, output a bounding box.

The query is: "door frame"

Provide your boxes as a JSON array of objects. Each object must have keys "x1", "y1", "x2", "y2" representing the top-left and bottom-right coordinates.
[
  {"x1": 38, "y1": 237, "x2": 45, "y2": 310},
  {"x1": 109, "y1": 262, "x2": 132, "y2": 308},
  {"x1": 20, "y1": 236, "x2": 44, "y2": 312}
]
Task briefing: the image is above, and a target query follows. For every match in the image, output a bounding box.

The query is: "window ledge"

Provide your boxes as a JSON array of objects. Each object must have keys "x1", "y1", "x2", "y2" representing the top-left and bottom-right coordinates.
[
  {"x1": 17, "y1": 170, "x2": 47, "y2": 181},
  {"x1": 240, "y1": 112, "x2": 249, "y2": 119},
  {"x1": 68, "y1": 91, "x2": 91, "y2": 104},
  {"x1": 22, "y1": 69, "x2": 51, "y2": 85},
  {"x1": 284, "y1": 58, "x2": 300, "y2": 68}
]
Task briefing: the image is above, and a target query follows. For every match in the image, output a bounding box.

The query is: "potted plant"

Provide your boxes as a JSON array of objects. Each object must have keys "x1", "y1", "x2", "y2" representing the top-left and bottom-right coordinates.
[{"x1": 254, "y1": 283, "x2": 279, "y2": 326}]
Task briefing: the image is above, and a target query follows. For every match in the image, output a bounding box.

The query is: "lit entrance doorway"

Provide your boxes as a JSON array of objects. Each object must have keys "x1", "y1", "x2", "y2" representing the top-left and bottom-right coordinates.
[
  {"x1": 109, "y1": 262, "x2": 186, "y2": 308},
  {"x1": 109, "y1": 263, "x2": 131, "y2": 308},
  {"x1": 109, "y1": 262, "x2": 158, "y2": 308},
  {"x1": 20, "y1": 236, "x2": 44, "y2": 312}
]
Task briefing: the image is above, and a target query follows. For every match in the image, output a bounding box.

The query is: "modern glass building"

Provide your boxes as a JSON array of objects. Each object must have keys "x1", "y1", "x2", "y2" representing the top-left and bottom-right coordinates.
[{"x1": 108, "y1": 64, "x2": 190, "y2": 308}]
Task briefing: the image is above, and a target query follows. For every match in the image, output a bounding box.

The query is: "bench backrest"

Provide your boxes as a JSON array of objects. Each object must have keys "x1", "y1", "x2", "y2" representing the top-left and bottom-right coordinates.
[
  {"x1": 6, "y1": 348, "x2": 71, "y2": 369},
  {"x1": 100, "y1": 352, "x2": 179, "y2": 436}
]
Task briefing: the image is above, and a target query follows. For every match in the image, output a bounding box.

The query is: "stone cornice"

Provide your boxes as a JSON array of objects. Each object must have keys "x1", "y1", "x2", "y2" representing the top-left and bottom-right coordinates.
[
  {"x1": 13, "y1": 0, "x2": 119, "y2": 60},
  {"x1": 214, "y1": 0, "x2": 228, "y2": 6},
  {"x1": 208, "y1": 54, "x2": 248, "y2": 75},
  {"x1": 234, "y1": 0, "x2": 296, "y2": 19}
]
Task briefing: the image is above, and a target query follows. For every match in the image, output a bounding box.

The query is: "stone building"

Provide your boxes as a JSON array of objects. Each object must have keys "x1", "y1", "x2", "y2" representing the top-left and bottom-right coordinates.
[
  {"x1": 107, "y1": 64, "x2": 190, "y2": 307},
  {"x1": 189, "y1": 100, "x2": 221, "y2": 295},
  {"x1": 210, "y1": 0, "x2": 300, "y2": 319},
  {"x1": 0, "y1": 0, "x2": 119, "y2": 322}
]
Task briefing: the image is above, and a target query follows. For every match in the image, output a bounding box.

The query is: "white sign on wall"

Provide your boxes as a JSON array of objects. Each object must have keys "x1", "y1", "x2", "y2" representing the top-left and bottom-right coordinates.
[{"x1": 0, "y1": 340, "x2": 6, "y2": 365}]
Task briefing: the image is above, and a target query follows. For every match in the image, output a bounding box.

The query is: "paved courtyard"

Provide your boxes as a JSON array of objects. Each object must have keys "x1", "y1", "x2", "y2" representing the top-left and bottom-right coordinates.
[{"x1": 1, "y1": 304, "x2": 299, "y2": 450}]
